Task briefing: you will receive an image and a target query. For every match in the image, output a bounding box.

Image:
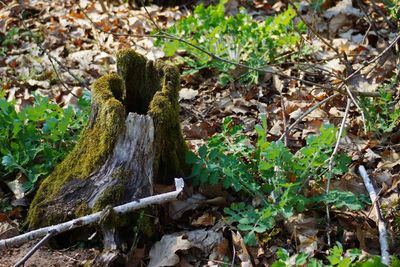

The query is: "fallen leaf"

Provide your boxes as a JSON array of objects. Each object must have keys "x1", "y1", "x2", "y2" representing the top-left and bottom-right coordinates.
[
  {"x1": 179, "y1": 88, "x2": 198, "y2": 101},
  {"x1": 148, "y1": 229, "x2": 227, "y2": 267},
  {"x1": 324, "y1": 0, "x2": 363, "y2": 19},
  {"x1": 191, "y1": 213, "x2": 216, "y2": 227}
]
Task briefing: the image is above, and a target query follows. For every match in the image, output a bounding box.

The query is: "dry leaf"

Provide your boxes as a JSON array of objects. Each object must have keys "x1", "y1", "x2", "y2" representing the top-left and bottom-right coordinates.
[
  {"x1": 324, "y1": 0, "x2": 363, "y2": 19},
  {"x1": 179, "y1": 88, "x2": 199, "y2": 101},
  {"x1": 148, "y1": 230, "x2": 227, "y2": 267}
]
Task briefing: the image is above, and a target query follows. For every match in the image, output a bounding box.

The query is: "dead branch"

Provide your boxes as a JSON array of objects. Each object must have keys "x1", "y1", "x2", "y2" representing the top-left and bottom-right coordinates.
[
  {"x1": 13, "y1": 229, "x2": 57, "y2": 267},
  {"x1": 0, "y1": 178, "x2": 184, "y2": 250},
  {"x1": 20, "y1": 17, "x2": 90, "y2": 92},
  {"x1": 358, "y1": 166, "x2": 390, "y2": 266},
  {"x1": 278, "y1": 92, "x2": 340, "y2": 141}
]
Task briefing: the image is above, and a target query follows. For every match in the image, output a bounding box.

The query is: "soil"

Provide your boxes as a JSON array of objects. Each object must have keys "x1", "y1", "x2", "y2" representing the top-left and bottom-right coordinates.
[{"x1": 0, "y1": 242, "x2": 98, "y2": 267}]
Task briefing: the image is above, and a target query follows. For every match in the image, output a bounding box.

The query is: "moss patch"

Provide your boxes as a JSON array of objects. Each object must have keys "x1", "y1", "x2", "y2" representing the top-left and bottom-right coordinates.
[
  {"x1": 117, "y1": 49, "x2": 189, "y2": 183},
  {"x1": 27, "y1": 73, "x2": 126, "y2": 228},
  {"x1": 28, "y1": 49, "x2": 189, "y2": 230}
]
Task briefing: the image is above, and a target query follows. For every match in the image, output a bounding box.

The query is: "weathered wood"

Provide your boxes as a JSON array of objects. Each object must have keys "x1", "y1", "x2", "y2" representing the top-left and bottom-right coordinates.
[
  {"x1": 1, "y1": 178, "x2": 184, "y2": 250},
  {"x1": 27, "y1": 49, "x2": 188, "y2": 233}
]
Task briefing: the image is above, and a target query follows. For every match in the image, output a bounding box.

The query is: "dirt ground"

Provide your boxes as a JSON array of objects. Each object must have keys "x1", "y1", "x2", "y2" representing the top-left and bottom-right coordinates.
[{"x1": 0, "y1": 242, "x2": 98, "y2": 267}]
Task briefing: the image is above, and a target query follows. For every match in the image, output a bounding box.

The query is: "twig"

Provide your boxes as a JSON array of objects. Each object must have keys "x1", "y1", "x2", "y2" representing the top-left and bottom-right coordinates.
[
  {"x1": 0, "y1": 178, "x2": 184, "y2": 249},
  {"x1": 77, "y1": 2, "x2": 383, "y2": 97},
  {"x1": 280, "y1": 92, "x2": 288, "y2": 145},
  {"x1": 45, "y1": 53, "x2": 90, "y2": 91},
  {"x1": 355, "y1": 0, "x2": 387, "y2": 41},
  {"x1": 48, "y1": 56, "x2": 79, "y2": 98},
  {"x1": 344, "y1": 84, "x2": 367, "y2": 133},
  {"x1": 287, "y1": 0, "x2": 339, "y2": 55},
  {"x1": 369, "y1": 0, "x2": 397, "y2": 29},
  {"x1": 358, "y1": 166, "x2": 390, "y2": 266},
  {"x1": 13, "y1": 229, "x2": 58, "y2": 267},
  {"x1": 340, "y1": 34, "x2": 400, "y2": 87},
  {"x1": 278, "y1": 93, "x2": 340, "y2": 141},
  {"x1": 325, "y1": 97, "x2": 351, "y2": 245},
  {"x1": 20, "y1": 17, "x2": 90, "y2": 91}
]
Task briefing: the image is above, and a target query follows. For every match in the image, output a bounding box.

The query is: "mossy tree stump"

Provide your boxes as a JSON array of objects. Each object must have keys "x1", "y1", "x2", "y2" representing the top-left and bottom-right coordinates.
[{"x1": 27, "y1": 49, "x2": 187, "y2": 249}]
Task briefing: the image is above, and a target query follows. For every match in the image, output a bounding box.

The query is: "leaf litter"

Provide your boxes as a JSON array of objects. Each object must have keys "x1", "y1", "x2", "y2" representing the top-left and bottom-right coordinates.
[{"x1": 0, "y1": 0, "x2": 399, "y2": 265}]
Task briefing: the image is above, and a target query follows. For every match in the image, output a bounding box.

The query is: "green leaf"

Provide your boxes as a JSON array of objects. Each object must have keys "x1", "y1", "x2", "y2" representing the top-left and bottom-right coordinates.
[
  {"x1": 164, "y1": 40, "x2": 180, "y2": 57},
  {"x1": 238, "y1": 224, "x2": 254, "y2": 231},
  {"x1": 295, "y1": 252, "x2": 309, "y2": 265},
  {"x1": 243, "y1": 231, "x2": 256, "y2": 246},
  {"x1": 185, "y1": 151, "x2": 198, "y2": 164},
  {"x1": 2, "y1": 154, "x2": 15, "y2": 167},
  {"x1": 198, "y1": 145, "x2": 208, "y2": 159},
  {"x1": 276, "y1": 248, "x2": 289, "y2": 261}
]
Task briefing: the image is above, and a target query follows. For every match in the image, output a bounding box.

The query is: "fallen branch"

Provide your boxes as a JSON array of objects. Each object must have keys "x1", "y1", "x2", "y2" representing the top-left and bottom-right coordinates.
[
  {"x1": 358, "y1": 166, "x2": 390, "y2": 266},
  {"x1": 0, "y1": 178, "x2": 184, "y2": 250},
  {"x1": 13, "y1": 229, "x2": 57, "y2": 267}
]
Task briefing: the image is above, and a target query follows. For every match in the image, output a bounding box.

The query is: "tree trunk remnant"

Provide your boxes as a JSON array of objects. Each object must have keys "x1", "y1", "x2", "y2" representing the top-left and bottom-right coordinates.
[{"x1": 27, "y1": 49, "x2": 188, "y2": 231}]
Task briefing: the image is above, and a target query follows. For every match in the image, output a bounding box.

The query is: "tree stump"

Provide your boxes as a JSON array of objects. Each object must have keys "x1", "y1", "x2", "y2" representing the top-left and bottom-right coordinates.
[{"x1": 27, "y1": 49, "x2": 187, "y2": 234}]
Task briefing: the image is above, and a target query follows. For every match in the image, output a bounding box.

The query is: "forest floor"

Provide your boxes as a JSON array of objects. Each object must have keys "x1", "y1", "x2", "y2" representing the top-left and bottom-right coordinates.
[{"x1": 0, "y1": 0, "x2": 399, "y2": 266}]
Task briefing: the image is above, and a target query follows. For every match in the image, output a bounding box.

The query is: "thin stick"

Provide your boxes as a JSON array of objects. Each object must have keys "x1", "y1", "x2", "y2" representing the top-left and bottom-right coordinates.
[
  {"x1": 369, "y1": 0, "x2": 396, "y2": 29},
  {"x1": 344, "y1": 84, "x2": 367, "y2": 133},
  {"x1": 278, "y1": 93, "x2": 340, "y2": 141},
  {"x1": 341, "y1": 34, "x2": 400, "y2": 86},
  {"x1": 78, "y1": 3, "x2": 372, "y2": 96},
  {"x1": 20, "y1": 18, "x2": 90, "y2": 91},
  {"x1": 0, "y1": 178, "x2": 184, "y2": 249},
  {"x1": 280, "y1": 92, "x2": 288, "y2": 145},
  {"x1": 13, "y1": 229, "x2": 58, "y2": 267},
  {"x1": 48, "y1": 56, "x2": 79, "y2": 98},
  {"x1": 358, "y1": 166, "x2": 390, "y2": 266},
  {"x1": 325, "y1": 97, "x2": 351, "y2": 245},
  {"x1": 287, "y1": 0, "x2": 339, "y2": 54}
]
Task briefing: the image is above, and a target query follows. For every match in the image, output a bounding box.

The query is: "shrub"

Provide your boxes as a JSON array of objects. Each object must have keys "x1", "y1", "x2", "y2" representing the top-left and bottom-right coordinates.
[
  {"x1": 186, "y1": 117, "x2": 367, "y2": 245},
  {"x1": 0, "y1": 91, "x2": 90, "y2": 191}
]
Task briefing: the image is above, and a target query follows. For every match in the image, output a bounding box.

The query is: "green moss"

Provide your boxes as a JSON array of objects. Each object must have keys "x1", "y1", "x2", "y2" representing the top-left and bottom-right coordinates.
[
  {"x1": 28, "y1": 49, "x2": 189, "y2": 229},
  {"x1": 116, "y1": 49, "x2": 160, "y2": 114},
  {"x1": 93, "y1": 184, "x2": 125, "y2": 212},
  {"x1": 98, "y1": 205, "x2": 121, "y2": 228},
  {"x1": 148, "y1": 67, "x2": 188, "y2": 183},
  {"x1": 75, "y1": 202, "x2": 91, "y2": 218},
  {"x1": 27, "y1": 73, "x2": 126, "y2": 228},
  {"x1": 117, "y1": 49, "x2": 189, "y2": 183}
]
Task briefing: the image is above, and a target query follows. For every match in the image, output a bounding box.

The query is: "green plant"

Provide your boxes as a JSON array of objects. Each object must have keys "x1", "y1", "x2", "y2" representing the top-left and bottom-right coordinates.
[
  {"x1": 361, "y1": 78, "x2": 400, "y2": 134},
  {"x1": 0, "y1": 26, "x2": 44, "y2": 57},
  {"x1": 382, "y1": 0, "x2": 400, "y2": 21},
  {"x1": 156, "y1": 0, "x2": 307, "y2": 85},
  {"x1": 186, "y1": 117, "x2": 366, "y2": 245},
  {"x1": 271, "y1": 242, "x2": 396, "y2": 267},
  {"x1": 0, "y1": 27, "x2": 20, "y2": 57},
  {"x1": 0, "y1": 91, "x2": 90, "y2": 191}
]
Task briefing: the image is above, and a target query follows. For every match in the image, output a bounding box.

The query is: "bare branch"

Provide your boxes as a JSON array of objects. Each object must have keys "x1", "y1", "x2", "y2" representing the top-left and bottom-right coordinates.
[
  {"x1": 0, "y1": 178, "x2": 184, "y2": 250},
  {"x1": 358, "y1": 166, "x2": 390, "y2": 265},
  {"x1": 278, "y1": 93, "x2": 340, "y2": 141},
  {"x1": 13, "y1": 229, "x2": 58, "y2": 267}
]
